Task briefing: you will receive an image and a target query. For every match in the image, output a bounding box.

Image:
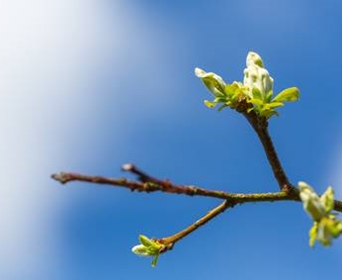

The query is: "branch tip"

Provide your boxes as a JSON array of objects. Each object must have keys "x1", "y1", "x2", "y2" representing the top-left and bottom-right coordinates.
[
  {"x1": 121, "y1": 163, "x2": 135, "y2": 172},
  {"x1": 51, "y1": 172, "x2": 69, "y2": 184}
]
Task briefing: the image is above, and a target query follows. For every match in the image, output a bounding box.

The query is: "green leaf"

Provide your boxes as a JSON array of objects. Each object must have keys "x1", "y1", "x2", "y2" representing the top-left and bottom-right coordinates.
[
  {"x1": 217, "y1": 104, "x2": 229, "y2": 111},
  {"x1": 309, "y1": 222, "x2": 318, "y2": 247},
  {"x1": 320, "y1": 187, "x2": 334, "y2": 213},
  {"x1": 267, "y1": 101, "x2": 284, "y2": 109},
  {"x1": 259, "y1": 108, "x2": 278, "y2": 119},
  {"x1": 224, "y1": 84, "x2": 236, "y2": 97},
  {"x1": 195, "y1": 68, "x2": 226, "y2": 97},
  {"x1": 139, "y1": 235, "x2": 154, "y2": 247},
  {"x1": 272, "y1": 87, "x2": 300, "y2": 103},
  {"x1": 204, "y1": 100, "x2": 217, "y2": 108},
  {"x1": 317, "y1": 217, "x2": 333, "y2": 246},
  {"x1": 151, "y1": 254, "x2": 160, "y2": 267},
  {"x1": 252, "y1": 87, "x2": 263, "y2": 101},
  {"x1": 213, "y1": 96, "x2": 229, "y2": 103},
  {"x1": 329, "y1": 219, "x2": 342, "y2": 238},
  {"x1": 248, "y1": 98, "x2": 263, "y2": 106},
  {"x1": 265, "y1": 91, "x2": 273, "y2": 103}
]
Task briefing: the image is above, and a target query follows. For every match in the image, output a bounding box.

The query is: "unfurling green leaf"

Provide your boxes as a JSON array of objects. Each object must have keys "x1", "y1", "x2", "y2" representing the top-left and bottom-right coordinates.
[
  {"x1": 195, "y1": 68, "x2": 226, "y2": 97},
  {"x1": 320, "y1": 186, "x2": 334, "y2": 213},
  {"x1": 265, "y1": 91, "x2": 273, "y2": 103},
  {"x1": 309, "y1": 222, "x2": 318, "y2": 247},
  {"x1": 204, "y1": 100, "x2": 217, "y2": 108},
  {"x1": 139, "y1": 235, "x2": 155, "y2": 248},
  {"x1": 267, "y1": 102, "x2": 284, "y2": 109},
  {"x1": 252, "y1": 87, "x2": 263, "y2": 101},
  {"x1": 272, "y1": 87, "x2": 300, "y2": 103},
  {"x1": 316, "y1": 217, "x2": 342, "y2": 246},
  {"x1": 248, "y1": 98, "x2": 263, "y2": 106},
  {"x1": 299, "y1": 181, "x2": 325, "y2": 221}
]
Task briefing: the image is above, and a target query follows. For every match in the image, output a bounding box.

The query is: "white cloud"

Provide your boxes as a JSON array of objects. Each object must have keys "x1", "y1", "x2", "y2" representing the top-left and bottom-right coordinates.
[{"x1": 0, "y1": 1, "x2": 183, "y2": 277}]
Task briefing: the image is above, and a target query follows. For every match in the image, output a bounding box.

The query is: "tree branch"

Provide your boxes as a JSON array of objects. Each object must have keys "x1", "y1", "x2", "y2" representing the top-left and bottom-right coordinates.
[
  {"x1": 51, "y1": 170, "x2": 342, "y2": 212},
  {"x1": 158, "y1": 200, "x2": 233, "y2": 252},
  {"x1": 243, "y1": 110, "x2": 295, "y2": 194}
]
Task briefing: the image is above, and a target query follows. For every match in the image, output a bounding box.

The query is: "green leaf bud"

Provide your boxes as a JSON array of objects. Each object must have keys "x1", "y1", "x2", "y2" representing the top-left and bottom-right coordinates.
[{"x1": 132, "y1": 234, "x2": 165, "y2": 267}]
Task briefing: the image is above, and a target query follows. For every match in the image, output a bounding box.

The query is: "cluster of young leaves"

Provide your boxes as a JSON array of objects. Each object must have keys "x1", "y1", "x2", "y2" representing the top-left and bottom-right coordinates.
[
  {"x1": 132, "y1": 235, "x2": 164, "y2": 267},
  {"x1": 195, "y1": 52, "x2": 300, "y2": 118},
  {"x1": 299, "y1": 182, "x2": 342, "y2": 246}
]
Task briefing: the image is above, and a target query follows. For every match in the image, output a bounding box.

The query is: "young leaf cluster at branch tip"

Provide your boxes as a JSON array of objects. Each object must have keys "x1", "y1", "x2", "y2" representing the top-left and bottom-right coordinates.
[
  {"x1": 299, "y1": 182, "x2": 342, "y2": 247},
  {"x1": 132, "y1": 235, "x2": 164, "y2": 267},
  {"x1": 195, "y1": 51, "x2": 300, "y2": 118}
]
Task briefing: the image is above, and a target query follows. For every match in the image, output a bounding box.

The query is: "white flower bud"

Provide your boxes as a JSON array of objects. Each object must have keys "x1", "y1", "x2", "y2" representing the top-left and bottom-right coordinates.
[
  {"x1": 246, "y1": 51, "x2": 264, "y2": 67},
  {"x1": 243, "y1": 52, "x2": 273, "y2": 98},
  {"x1": 132, "y1": 244, "x2": 150, "y2": 257}
]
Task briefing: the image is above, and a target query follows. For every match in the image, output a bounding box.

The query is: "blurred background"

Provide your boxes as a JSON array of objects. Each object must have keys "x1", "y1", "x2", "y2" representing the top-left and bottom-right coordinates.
[{"x1": 1, "y1": 0, "x2": 342, "y2": 279}]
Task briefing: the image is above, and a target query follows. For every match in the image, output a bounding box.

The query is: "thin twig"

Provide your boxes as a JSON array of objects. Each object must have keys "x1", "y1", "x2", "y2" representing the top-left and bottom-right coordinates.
[
  {"x1": 158, "y1": 200, "x2": 233, "y2": 250},
  {"x1": 122, "y1": 163, "x2": 161, "y2": 184}
]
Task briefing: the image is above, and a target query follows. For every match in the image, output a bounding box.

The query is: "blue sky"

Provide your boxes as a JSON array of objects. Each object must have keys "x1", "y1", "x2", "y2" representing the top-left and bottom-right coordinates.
[{"x1": 1, "y1": 0, "x2": 342, "y2": 279}]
